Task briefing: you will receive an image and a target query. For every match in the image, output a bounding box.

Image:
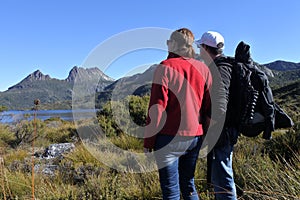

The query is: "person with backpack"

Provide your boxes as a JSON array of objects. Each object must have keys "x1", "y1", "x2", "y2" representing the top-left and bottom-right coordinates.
[
  {"x1": 144, "y1": 28, "x2": 212, "y2": 200},
  {"x1": 196, "y1": 30, "x2": 295, "y2": 199},
  {"x1": 195, "y1": 31, "x2": 239, "y2": 200}
]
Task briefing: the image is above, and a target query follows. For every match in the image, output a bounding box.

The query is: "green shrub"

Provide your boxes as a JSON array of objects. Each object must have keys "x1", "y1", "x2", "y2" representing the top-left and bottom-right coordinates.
[
  {"x1": 110, "y1": 133, "x2": 143, "y2": 152},
  {"x1": 97, "y1": 95, "x2": 149, "y2": 137},
  {"x1": 0, "y1": 124, "x2": 16, "y2": 148},
  {"x1": 44, "y1": 124, "x2": 77, "y2": 144},
  {"x1": 14, "y1": 119, "x2": 46, "y2": 147}
]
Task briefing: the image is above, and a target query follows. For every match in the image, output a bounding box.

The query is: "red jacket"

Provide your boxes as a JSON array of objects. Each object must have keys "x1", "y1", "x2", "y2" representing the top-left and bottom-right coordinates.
[{"x1": 144, "y1": 56, "x2": 212, "y2": 148}]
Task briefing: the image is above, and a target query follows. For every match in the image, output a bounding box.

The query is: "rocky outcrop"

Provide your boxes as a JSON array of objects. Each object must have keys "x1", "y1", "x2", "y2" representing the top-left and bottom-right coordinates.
[
  {"x1": 40, "y1": 143, "x2": 75, "y2": 159},
  {"x1": 66, "y1": 66, "x2": 114, "y2": 82},
  {"x1": 33, "y1": 143, "x2": 75, "y2": 176}
]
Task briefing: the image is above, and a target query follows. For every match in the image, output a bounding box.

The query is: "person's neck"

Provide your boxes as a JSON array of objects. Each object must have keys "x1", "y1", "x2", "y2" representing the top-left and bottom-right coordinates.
[{"x1": 167, "y1": 52, "x2": 180, "y2": 59}]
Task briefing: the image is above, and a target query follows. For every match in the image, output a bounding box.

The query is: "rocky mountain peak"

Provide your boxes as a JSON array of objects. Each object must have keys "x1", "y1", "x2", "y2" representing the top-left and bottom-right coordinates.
[
  {"x1": 65, "y1": 66, "x2": 114, "y2": 82},
  {"x1": 26, "y1": 70, "x2": 51, "y2": 81},
  {"x1": 7, "y1": 70, "x2": 51, "y2": 90}
]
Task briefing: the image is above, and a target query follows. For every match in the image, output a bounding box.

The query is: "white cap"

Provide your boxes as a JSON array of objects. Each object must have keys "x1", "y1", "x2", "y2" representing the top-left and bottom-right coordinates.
[{"x1": 195, "y1": 31, "x2": 225, "y2": 49}]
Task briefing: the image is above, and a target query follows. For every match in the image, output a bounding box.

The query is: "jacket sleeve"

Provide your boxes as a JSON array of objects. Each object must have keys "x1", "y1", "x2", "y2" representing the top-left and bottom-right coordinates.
[
  {"x1": 144, "y1": 64, "x2": 169, "y2": 149},
  {"x1": 210, "y1": 63, "x2": 233, "y2": 122},
  {"x1": 218, "y1": 64, "x2": 233, "y2": 111},
  {"x1": 199, "y1": 70, "x2": 212, "y2": 134}
]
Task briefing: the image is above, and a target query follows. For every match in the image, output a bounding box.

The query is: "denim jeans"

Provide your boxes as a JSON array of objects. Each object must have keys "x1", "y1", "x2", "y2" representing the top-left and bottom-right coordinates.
[
  {"x1": 154, "y1": 134, "x2": 202, "y2": 200},
  {"x1": 208, "y1": 127, "x2": 238, "y2": 200}
]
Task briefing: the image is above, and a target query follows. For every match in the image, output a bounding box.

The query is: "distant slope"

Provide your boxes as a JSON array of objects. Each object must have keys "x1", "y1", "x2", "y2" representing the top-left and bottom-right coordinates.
[
  {"x1": 262, "y1": 60, "x2": 300, "y2": 88},
  {"x1": 104, "y1": 64, "x2": 157, "y2": 94},
  {"x1": 269, "y1": 69, "x2": 300, "y2": 88},
  {"x1": 273, "y1": 80, "x2": 300, "y2": 122},
  {"x1": 273, "y1": 80, "x2": 300, "y2": 98},
  {"x1": 95, "y1": 64, "x2": 157, "y2": 107}
]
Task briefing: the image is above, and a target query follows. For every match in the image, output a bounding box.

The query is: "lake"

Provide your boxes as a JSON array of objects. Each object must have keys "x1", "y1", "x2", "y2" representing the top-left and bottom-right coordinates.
[{"x1": 0, "y1": 109, "x2": 97, "y2": 124}]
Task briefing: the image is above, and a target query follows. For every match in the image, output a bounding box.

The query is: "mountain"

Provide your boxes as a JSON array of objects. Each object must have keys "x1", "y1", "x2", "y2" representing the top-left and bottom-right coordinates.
[
  {"x1": 262, "y1": 60, "x2": 300, "y2": 88},
  {"x1": 0, "y1": 59, "x2": 299, "y2": 111},
  {"x1": 94, "y1": 64, "x2": 157, "y2": 108},
  {"x1": 66, "y1": 66, "x2": 113, "y2": 83},
  {"x1": 256, "y1": 63, "x2": 274, "y2": 77},
  {"x1": 261, "y1": 61, "x2": 300, "y2": 88},
  {"x1": 8, "y1": 70, "x2": 52, "y2": 90},
  {"x1": 104, "y1": 64, "x2": 157, "y2": 97},
  {"x1": 264, "y1": 60, "x2": 300, "y2": 71},
  {"x1": 0, "y1": 67, "x2": 114, "y2": 110}
]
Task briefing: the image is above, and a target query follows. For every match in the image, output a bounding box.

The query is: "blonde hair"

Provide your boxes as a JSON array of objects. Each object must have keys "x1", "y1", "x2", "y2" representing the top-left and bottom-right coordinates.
[{"x1": 169, "y1": 28, "x2": 195, "y2": 58}]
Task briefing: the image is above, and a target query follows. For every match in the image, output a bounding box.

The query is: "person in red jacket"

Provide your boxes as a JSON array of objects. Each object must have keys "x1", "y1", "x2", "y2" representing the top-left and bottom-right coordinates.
[{"x1": 144, "y1": 28, "x2": 212, "y2": 200}]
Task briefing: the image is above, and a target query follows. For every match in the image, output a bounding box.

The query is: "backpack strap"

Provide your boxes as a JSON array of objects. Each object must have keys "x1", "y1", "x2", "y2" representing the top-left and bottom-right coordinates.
[
  {"x1": 214, "y1": 56, "x2": 243, "y2": 129},
  {"x1": 214, "y1": 56, "x2": 235, "y2": 68}
]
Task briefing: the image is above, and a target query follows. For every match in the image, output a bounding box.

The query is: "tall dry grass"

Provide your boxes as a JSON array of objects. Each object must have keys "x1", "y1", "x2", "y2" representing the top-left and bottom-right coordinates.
[{"x1": 0, "y1": 119, "x2": 299, "y2": 199}]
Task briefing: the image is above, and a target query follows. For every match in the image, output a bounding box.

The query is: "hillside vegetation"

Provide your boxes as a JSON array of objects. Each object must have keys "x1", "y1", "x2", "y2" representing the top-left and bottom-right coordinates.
[
  {"x1": 0, "y1": 91, "x2": 299, "y2": 199},
  {"x1": 269, "y1": 69, "x2": 300, "y2": 89},
  {"x1": 273, "y1": 80, "x2": 300, "y2": 122}
]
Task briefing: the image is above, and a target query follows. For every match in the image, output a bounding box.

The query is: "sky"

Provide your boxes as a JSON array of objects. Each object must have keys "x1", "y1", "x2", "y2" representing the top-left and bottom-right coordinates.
[{"x1": 0, "y1": 0, "x2": 299, "y2": 92}]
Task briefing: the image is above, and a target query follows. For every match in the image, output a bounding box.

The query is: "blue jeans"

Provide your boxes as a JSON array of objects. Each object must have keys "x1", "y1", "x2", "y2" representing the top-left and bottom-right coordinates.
[
  {"x1": 208, "y1": 127, "x2": 238, "y2": 200},
  {"x1": 154, "y1": 134, "x2": 202, "y2": 200}
]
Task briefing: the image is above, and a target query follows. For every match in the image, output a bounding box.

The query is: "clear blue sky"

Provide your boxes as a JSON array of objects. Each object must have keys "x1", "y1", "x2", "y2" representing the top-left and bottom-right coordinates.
[{"x1": 0, "y1": 0, "x2": 299, "y2": 92}]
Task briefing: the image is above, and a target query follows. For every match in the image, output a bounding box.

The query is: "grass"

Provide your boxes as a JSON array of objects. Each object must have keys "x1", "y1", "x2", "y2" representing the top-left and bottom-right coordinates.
[
  {"x1": 233, "y1": 134, "x2": 300, "y2": 200},
  {"x1": 0, "y1": 119, "x2": 299, "y2": 199}
]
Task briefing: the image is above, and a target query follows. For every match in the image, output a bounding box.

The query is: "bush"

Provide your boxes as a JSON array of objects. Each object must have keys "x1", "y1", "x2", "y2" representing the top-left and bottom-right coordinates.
[
  {"x1": 97, "y1": 95, "x2": 149, "y2": 137},
  {"x1": 264, "y1": 126, "x2": 300, "y2": 164},
  {"x1": 0, "y1": 124, "x2": 16, "y2": 148},
  {"x1": 13, "y1": 119, "x2": 46, "y2": 147}
]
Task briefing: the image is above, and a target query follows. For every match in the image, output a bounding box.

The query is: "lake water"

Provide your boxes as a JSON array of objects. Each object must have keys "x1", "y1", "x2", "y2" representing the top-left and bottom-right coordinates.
[{"x1": 0, "y1": 109, "x2": 97, "y2": 124}]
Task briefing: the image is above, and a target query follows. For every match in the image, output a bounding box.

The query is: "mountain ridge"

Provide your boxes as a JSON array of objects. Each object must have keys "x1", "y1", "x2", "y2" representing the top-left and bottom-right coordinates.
[
  {"x1": 264, "y1": 60, "x2": 300, "y2": 71},
  {"x1": 0, "y1": 60, "x2": 299, "y2": 110}
]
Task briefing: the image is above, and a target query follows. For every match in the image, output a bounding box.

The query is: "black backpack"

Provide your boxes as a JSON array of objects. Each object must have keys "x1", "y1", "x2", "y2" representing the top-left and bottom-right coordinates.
[
  {"x1": 235, "y1": 42, "x2": 294, "y2": 138},
  {"x1": 216, "y1": 41, "x2": 276, "y2": 139},
  {"x1": 235, "y1": 61, "x2": 275, "y2": 139},
  {"x1": 235, "y1": 41, "x2": 281, "y2": 139}
]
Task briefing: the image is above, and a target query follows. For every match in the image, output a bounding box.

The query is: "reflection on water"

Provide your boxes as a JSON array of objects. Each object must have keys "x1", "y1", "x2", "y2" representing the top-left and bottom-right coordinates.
[{"x1": 0, "y1": 109, "x2": 97, "y2": 124}]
